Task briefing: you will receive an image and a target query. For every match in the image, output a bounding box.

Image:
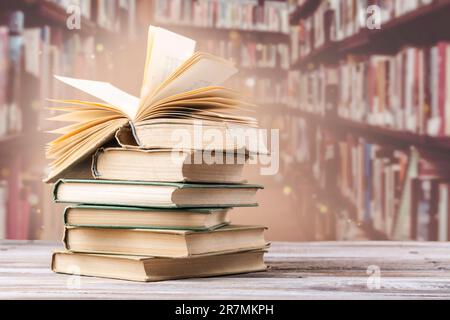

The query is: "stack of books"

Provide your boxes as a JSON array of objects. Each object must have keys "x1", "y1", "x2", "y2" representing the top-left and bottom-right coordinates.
[{"x1": 47, "y1": 26, "x2": 268, "y2": 282}]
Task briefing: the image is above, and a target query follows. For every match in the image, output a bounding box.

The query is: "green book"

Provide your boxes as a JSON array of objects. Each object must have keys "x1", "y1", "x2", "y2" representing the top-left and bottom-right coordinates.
[
  {"x1": 53, "y1": 179, "x2": 263, "y2": 208},
  {"x1": 63, "y1": 205, "x2": 231, "y2": 231}
]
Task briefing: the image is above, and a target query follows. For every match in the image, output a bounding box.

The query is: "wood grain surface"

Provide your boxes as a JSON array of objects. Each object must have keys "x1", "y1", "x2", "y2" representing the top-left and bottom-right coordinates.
[{"x1": 1, "y1": 241, "x2": 450, "y2": 300}]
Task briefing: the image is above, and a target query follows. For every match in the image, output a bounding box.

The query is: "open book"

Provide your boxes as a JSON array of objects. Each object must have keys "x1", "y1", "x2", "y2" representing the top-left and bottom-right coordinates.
[{"x1": 45, "y1": 26, "x2": 257, "y2": 183}]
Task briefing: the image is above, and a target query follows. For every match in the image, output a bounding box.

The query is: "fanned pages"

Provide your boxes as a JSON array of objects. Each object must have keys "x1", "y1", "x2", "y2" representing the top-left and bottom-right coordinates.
[
  {"x1": 140, "y1": 26, "x2": 196, "y2": 99},
  {"x1": 45, "y1": 26, "x2": 259, "y2": 183}
]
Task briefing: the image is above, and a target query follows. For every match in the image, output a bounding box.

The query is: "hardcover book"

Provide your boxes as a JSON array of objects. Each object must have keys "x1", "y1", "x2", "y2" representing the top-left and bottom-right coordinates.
[
  {"x1": 91, "y1": 147, "x2": 247, "y2": 184},
  {"x1": 64, "y1": 205, "x2": 231, "y2": 231},
  {"x1": 52, "y1": 249, "x2": 267, "y2": 282},
  {"x1": 53, "y1": 179, "x2": 263, "y2": 208},
  {"x1": 63, "y1": 225, "x2": 268, "y2": 258}
]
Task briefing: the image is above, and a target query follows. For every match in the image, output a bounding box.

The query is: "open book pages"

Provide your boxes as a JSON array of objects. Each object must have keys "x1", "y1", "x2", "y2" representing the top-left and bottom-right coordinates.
[{"x1": 45, "y1": 26, "x2": 258, "y2": 183}]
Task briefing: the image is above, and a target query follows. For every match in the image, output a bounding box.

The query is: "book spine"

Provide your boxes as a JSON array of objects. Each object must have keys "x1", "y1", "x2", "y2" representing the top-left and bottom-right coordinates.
[
  {"x1": 0, "y1": 181, "x2": 7, "y2": 239},
  {"x1": 410, "y1": 178, "x2": 420, "y2": 240},
  {"x1": 62, "y1": 226, "x2": 70, "y2": 250},
  {"x1": 52, "y1": 179, "x2": 65, "y2": 203},
  {"x1": 428, "y1": 179, "x2": 440, "y2": 241},
  {"x1": 447, "y1": 184, "x2": 450, "y2": 241},
  {"x1": 63, "y1": 206, "x2": 71, "y2": 226},
  {"x1": 6, "y1": 155, "x2": 21, "y2": 239},
  {"x1": 438, "y1": 42, "x2": 447, "y2": 136},
  {"x1": 90, "y1": 148, "x2": 104, "y2": 179},
  {"x1": 438, "y1": 183, "x2": 449, "y2": 241}
]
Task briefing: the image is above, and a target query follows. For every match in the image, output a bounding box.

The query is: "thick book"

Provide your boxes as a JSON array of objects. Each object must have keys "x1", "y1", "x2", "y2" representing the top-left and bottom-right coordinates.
[
  {"x1": 45, "y1": 26, "x2": 259, "y2": 183},
  {"x1": 64, "y1": 205, "x2": 231, "y2": 231},
  {"x1": 63, "y1": 225, "x2": 268, "y2": 258},
  {"x1": 114, "y1": 119, "x2": 267, "y2": 156},
  {"x1": 91, "y1": 147, "x2": 247, "y2": 184},
  {"x1": 52, "y1": 250, "x2": 267, "y2": 282},
  {"x1": 53, "y1": 179, "x2": 262, "y2": 208}
]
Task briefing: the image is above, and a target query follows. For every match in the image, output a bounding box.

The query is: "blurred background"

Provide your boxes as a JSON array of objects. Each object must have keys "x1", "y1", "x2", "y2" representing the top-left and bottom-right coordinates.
[{"x1": 1, "y1": 0, "x2": 450, "y2": 242}]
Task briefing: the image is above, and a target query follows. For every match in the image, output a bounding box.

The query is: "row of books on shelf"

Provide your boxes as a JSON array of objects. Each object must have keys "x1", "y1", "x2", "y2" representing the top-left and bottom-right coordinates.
[
  {"x1": 198, "y1": 39, "x2": 290, "y2": 70},
  {"x1": 339, "y1": 137, "x2": 450, "y2": 241},
  {"x1": 332, "y1": 0, "x2": 435, "y2": 41},
  {"x1": 0, "y1": 9, "x2": 116, "y2": 137},
  {"x1": 154, "y1": 0, "x2": 290, "y2": 34},
  {"x1": 287, "y1": 42, "x2": 450, "y2": 137},
  {"x1": 45, "y1": 0, "x2": 137, "y2": 33},
  {"x1": 290, "y1": 0, "x2": 435, "y2": 61},
  {"x1": 0, "y1": 176, "x2": 32, "y2": 241},
  {"x1": 0, "y1": 22, "x2": 23, "y2": 137},
  {"x1": 308, "y1": 124, "x2": 450, "y2": 241},
  {"x1": 0, "y1": 157, "x2": 46, "y2": 240},
  {"x1": 231, "y1": 76, "x2": 289, "y2": 105},
  {"x1": 46, "y1": 0, "x2": 92, "y2": 19}
]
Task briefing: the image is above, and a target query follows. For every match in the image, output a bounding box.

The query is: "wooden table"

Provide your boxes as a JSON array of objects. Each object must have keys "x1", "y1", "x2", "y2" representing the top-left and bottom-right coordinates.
[{"x1": 1, "y1": 241, "x2": 450, "y2": 299}]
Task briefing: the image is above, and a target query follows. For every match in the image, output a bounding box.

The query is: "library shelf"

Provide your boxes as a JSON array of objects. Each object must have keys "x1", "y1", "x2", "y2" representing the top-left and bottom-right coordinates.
[
  {"x1": 338, "y1": 194, "x2": 390, "y2": 241},
  {"x1": 0, "y1": 132, "x2": 53, "y2": 157},
  {"x1": 0, "y1": 0, "x2": 96, "y2": 35},
  {"x1": 305, "y1": 168, "x2": 389, "y2": 240},
  {"x1": 33, "y1": 1, "x2": 97, "y2": 35},
  {"x1": 239, "y1": 67, "x2": 288, "y2": 78},
  {"x1": 286, "y1": 108, "x2": 450, "y2": 157},
  {"x1": 0, "y1": 0, "x2": 122, "y2": 39},
  {"x1": 289, "y1": 0, "x2": 321, "y2": 25},
  {"x1": 290, "y1": 0, "x2": 450, "y2": 69},
  {"x1": 155, "y1": 23, "x2": 290, "y2": 43},
  {"x1": 291, "y1": 41, "x2": 338, "y2": 69},
  {"x1": 0, "y1": 134, "x2": 23, "y2": 153}
]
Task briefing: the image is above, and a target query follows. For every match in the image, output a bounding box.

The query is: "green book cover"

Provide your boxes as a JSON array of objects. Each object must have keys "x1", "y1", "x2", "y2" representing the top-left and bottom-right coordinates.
[
  {"x1": 62, "y1": 205, "x2": 230, "y2": 231},
  {"x1": 53, "y1": 179, "x2": 263, "y2": 209},
  {"x1": 54, "y1": 179, "x2": 264, "y2": 190}
]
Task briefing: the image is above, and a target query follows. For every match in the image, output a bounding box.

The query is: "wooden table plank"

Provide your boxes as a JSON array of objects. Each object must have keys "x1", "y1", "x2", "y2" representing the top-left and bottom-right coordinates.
[{"x1": 1, "y1": 241, "x2": 450, "y2": 300}]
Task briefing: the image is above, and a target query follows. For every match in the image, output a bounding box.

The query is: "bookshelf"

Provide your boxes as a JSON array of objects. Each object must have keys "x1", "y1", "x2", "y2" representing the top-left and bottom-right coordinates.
[
  {"x1": 0, "y1": 132, "x2": 51, "y2": 155},
  {"x1": 288, "y1": 0, "x2": 450, "y2": 241},
  {"x1": 289, "y1": 0, "x2": 322, "y2": 24},
  {"x1": 289, "y1": 109, "x2": 450, "y2": 157},
  {"x1": 291, "y1": 0, "x2": 450, "y2": 69},
  {"x1": 0, "y1": 0, "x2": 96, "y2": 35},
  {"x1": 153, "y1": 23, "x2": 290, "y2": 42},
  {"x1": 0, "y1": 0, "x2": 140, "y2": 240}
]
